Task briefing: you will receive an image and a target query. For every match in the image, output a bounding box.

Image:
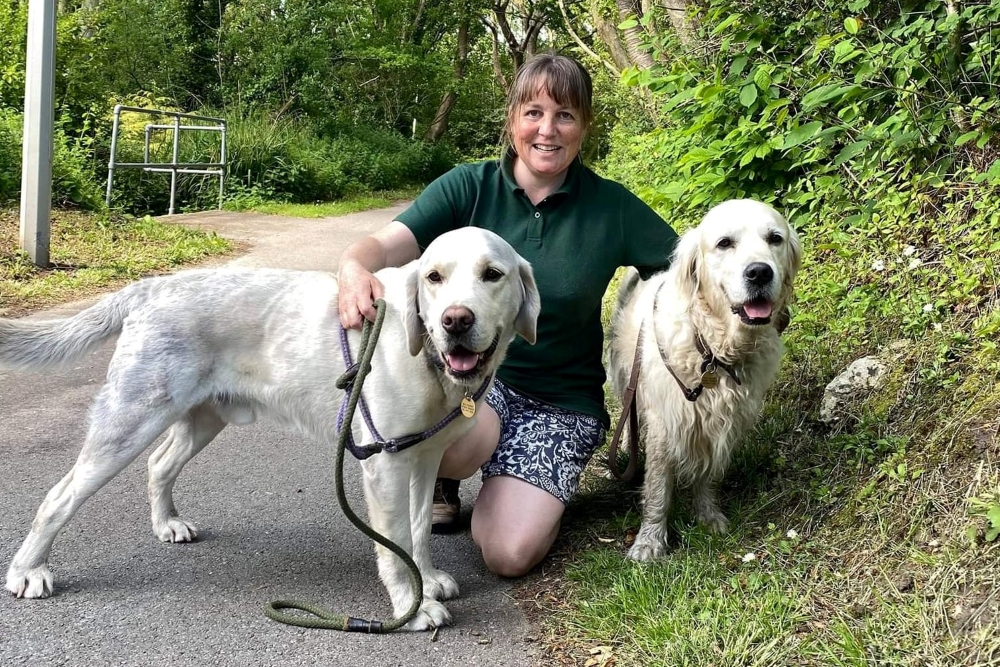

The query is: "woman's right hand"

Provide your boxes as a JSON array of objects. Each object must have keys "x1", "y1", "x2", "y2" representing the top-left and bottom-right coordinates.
[{"x1": 337, "y1": 260, "x2": 385, "y2": 330}]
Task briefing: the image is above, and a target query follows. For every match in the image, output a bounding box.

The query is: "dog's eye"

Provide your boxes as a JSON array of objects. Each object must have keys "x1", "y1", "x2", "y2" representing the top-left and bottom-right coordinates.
[
  {"x1": 482, "y1": 267, "x2": 504, "y2": 282},
  {"x1": 426, "y1": 270, "x2": 443, "y2": 284},
  {"x1": 717, "y1": 237, "x2": 734, "y2": 250},
  {"x1": 766, "y1": 231, "x2": 784, "y2": 245}
]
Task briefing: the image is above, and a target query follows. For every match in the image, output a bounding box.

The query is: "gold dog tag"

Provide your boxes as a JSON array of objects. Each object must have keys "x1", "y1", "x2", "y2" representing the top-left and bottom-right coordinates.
[
  {"x1": 701, "y1": 371, "x2": 720, "y2": 389},
  {"x1": 461, "y1": 395, "x2": 476, "y2": 418}
]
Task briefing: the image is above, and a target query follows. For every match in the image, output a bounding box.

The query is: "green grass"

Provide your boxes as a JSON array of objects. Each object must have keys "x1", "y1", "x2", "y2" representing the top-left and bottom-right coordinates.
[
  {"x1": 0, "y1": 208, "x2": 232, "y2": 315},
  {"x1": 225, "y1": 187, "x2": 419, "y2": 218}
]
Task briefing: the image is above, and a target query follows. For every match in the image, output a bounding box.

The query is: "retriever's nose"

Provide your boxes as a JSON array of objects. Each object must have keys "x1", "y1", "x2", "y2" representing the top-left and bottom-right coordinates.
[
  {"x1": 442, "y1": 306, "x2": 475, "y2": 335},
  {"x1": 743, "y1": 262, "x2": 774, "y2": 287}
]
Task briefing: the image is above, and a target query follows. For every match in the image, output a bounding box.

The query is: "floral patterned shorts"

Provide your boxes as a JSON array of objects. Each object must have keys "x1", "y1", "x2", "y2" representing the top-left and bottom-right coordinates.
[{"x1": 481, "y1": 378, "x2": 607, "y2": 504}]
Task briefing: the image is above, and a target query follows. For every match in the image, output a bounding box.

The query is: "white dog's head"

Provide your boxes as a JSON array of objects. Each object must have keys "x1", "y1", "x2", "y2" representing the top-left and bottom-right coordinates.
[
  {"x1": 404, "y1": 227, "x2": 541, "y2": 387},
  {"x1": 672, "y1": 199, "x2": 801, "y2": 327}
]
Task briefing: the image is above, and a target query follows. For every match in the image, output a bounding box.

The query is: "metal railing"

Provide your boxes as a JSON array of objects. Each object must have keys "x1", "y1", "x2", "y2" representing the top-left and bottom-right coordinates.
[{"x1": 105, "y1": 105, "x2": 227, "y2": 215}]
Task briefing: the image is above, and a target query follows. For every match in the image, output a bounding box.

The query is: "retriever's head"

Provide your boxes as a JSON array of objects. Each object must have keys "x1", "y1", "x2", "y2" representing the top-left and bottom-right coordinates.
[
  {"x1": 404, "y1": 227, "x2": 540, "y2": 387},
  {"x1": 673, "y1": 199, "x2": 801, "y2": 327}
]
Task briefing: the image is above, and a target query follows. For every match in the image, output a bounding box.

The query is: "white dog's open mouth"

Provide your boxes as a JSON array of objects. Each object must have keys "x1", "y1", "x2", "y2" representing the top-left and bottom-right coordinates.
[
  {"x1": 733, "y1": 298, "x2": 774, "y2": 325},
  {"x1": 440, "y1": 334, "x2": 499, "y2": 379}
]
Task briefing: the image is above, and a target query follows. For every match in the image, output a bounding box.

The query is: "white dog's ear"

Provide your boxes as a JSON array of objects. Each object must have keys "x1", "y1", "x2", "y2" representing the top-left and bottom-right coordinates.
[
  {"x1": 515, "y1": 258, "x2": 541, "y2": 344},
  {"x1": 671, "y1": 229, "x2": 701, "y2": 298},
  {"x1": 403, "y1": 267, "x2": 426, "y2": 356},
  {"x1": 786, "y1": 224, "x2": 803, "y2": 276}
]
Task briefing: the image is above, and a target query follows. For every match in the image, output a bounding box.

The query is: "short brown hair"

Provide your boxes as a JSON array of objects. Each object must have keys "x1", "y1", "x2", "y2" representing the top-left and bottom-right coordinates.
[{"x1": 503, "y1": 54, "x2": 594, "y2": 147}]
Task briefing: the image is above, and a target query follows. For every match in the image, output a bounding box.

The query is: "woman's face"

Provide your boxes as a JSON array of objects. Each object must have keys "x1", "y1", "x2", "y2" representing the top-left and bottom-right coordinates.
[{"x1": 511, "y1": 87, "x2": 584, "y2": 181}]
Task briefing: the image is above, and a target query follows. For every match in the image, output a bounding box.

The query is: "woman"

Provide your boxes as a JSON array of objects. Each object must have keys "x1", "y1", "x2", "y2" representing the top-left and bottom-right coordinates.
[{"x1": 337, "y1": 54, "x2": 678, "y2": 577}]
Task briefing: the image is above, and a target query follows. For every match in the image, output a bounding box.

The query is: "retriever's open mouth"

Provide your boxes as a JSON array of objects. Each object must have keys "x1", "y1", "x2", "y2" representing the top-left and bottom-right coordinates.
[
  {"x1": 441, "y1": 335, "x2": 500, "y2": 378},
  {"x1": 732, "y1": 298, "x2": 774, "y2": 325}
]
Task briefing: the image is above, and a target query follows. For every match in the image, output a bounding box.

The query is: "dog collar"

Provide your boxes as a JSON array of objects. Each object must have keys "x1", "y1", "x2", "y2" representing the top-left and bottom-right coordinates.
[
  {"x1": 336, "y1": 321, "x2": 492, "y2": 460},
  {"x1": 651, "y1": 283, "x2": 741, "y2": 402}
]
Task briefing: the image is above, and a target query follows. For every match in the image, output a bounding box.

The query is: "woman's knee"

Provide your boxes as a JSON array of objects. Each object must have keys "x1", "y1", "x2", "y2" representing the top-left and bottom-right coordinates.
[
  {"x1": 438, "y1": 405, "x2": 501, "y2": 479},
  {"x1": 477, "y1": 534, "x2": 549, "y2": 578}
]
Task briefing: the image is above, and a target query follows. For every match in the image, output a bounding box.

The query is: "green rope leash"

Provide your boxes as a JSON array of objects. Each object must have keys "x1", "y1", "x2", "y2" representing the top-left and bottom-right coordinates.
[{"x1": 263, "y1": 299, "x2": 424, "y2": 633}]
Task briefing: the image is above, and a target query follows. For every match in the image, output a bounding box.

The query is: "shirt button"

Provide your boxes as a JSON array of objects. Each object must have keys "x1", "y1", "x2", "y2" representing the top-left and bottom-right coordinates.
[{"x1": 534, "y1": 212, "x2": 541, "y2": 218}]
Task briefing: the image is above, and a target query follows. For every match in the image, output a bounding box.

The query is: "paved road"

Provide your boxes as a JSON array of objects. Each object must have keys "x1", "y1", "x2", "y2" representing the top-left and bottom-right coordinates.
[{"x1": 0, "y1": 207, "x2": 536, "y2": 666}]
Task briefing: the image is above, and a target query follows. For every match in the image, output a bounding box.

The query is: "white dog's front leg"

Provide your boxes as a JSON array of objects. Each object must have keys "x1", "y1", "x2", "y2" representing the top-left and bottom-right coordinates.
[
  {"x1": 692, "y1": 474, "x2": 730, "y2": 534},
  {"x1": 409, "y1": 446, "x2": 459, "y2": 602},
  {"x1": 362, "y1": 454, "x2": 452, "y2": 631},
  {"x1": 628, "y1": 435, "x2": 675, "y2": 562}
]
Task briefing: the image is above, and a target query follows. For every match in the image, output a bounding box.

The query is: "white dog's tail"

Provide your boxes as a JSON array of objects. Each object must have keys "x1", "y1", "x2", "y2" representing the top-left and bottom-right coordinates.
[{"x1": 0, "y1": 288, "x2": 137, "y2": 370}]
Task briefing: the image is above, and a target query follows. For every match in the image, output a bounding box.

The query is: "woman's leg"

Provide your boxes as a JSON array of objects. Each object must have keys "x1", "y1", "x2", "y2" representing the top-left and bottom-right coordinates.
[{"x1": 470, "y1": 475, "x2": 564, "y2": 577}]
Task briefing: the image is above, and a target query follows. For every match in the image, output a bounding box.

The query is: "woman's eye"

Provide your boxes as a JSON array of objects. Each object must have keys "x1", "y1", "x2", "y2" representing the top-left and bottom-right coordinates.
[
  {"x1": 483, "y1": 267, "x2": 504, "y2": 282},
  {"x1": 427, "y1": 270, "x2": 443, "y2": 284},
  {"x1": 717, "y1": 237, "x2": 733, "y2": 250},
  {"x1": 558, "y1": 111, "x2": 575, "y2": 121}
]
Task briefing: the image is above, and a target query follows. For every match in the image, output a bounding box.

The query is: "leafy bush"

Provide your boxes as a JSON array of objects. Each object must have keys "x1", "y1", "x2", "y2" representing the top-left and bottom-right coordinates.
[{"x1": 0, "y1": 108, "x2": 105, "y2": 210}]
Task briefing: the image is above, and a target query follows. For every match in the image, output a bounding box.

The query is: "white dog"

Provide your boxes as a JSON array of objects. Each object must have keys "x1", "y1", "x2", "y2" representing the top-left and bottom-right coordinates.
[
  {"x1": 608, "y1": 199, "x2": 801, "y2": 561},
  {"x1": 2, "y1": 227, "x2": 540, "y2": 631}
]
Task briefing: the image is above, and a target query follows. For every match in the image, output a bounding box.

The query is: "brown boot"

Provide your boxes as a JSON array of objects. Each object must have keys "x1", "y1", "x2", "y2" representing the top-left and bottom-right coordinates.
[{"x1": 431, "y1": 478, "x2": 461, "y2": 534}]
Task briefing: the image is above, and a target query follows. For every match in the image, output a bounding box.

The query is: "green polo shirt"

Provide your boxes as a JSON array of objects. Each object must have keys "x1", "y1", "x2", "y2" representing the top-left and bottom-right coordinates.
[{"x1": 396, "y1": 152, "x2": 678, "y2": 426}]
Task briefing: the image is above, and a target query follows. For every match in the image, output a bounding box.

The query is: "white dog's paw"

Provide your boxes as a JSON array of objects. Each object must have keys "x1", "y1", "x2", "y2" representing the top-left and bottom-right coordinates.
[
  {"x1": 6, "y1": 565, "x2": 54, "y2": 599},
  {"x1": 153, "y1": 517, "x2": 199, "y2": 543},
  {"x1": 401, "y1": 598, "x2": 453, "y2": 632},
  {"x1": 696, "y1": 509, "x2": 731, "y2": 535},
  {"x1": 422, "y1": 569, "x2": 459, "y2": 601},
  {"x1": 627, "y1": 537, "x2": 669, "y2": 562}
]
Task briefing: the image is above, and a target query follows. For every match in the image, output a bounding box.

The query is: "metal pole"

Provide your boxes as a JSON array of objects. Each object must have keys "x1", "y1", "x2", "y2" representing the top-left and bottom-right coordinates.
[
  {"x1": 19, "y1": 0, "x2": 57, "y2": 267},
  {"x1": 106, "y1": 104, "x2": 123, "y2": 209},
  {"x1": 218, "y1": 122, "x2": 227, "y2": 209},
  {"x1": 169, "y1": 113, "x2": 180, "y2": 215}
]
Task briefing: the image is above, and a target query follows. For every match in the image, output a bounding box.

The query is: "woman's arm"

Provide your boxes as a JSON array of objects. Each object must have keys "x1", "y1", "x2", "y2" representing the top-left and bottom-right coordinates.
[{"x1": 337, "y1": 221, "x2": 420, "y2": 328}]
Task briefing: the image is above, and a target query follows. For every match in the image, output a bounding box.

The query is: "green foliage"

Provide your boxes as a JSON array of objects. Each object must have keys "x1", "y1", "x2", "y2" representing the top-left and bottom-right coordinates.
[{"x1": 603, "y1": 0, "x2": 1000, "y2": 367}]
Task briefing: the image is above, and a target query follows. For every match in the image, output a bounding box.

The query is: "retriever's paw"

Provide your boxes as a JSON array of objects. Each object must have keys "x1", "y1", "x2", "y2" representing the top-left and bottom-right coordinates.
[
  {"x1": 697, "y1": 511, "x2": 731, "y2": 535},
  {"x1": 627, "y1": 537, "x2": 669, "y2": 562},
  {"x1": 153, "y1": 517, "x2": 199, "y2": 543},
  {"x1": 6, "y1": 565, "x2": 54, "y2": 599},
  {"x1": 422, "y1": 569, "x2": 459, "y2": 601},
  {"x1": 401, "y1": 598, "x2": 453, "y2": 632}
]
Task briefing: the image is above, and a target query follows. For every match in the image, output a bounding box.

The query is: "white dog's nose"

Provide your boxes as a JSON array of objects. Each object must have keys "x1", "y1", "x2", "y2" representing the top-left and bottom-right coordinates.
[
  {"x1": 442, "y1": 306, "x2": 475, "y2": 336},
  {"x1": 743, "y1": 262, "x2": 774, "y2": 287}
]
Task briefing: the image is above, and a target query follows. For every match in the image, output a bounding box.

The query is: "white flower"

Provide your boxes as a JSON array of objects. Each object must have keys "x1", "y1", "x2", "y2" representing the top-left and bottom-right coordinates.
[
  {"x1": 908, "y1": 258, "x2": 921, "y2": 270},
  {"x1": 923, "y1": 303, "x2": 934, "y2": 313},
  {"x1": 902, "y1": 245, "x2": 917, "y2": 257},
  {"x1": 933, "y1": 323, "x2": 943, "y2": 332},
  {"x1": 786, "y1": 529, "x2": 799, "y2": 539},
  {"x1": 741, "y1": 552, "x2": 757, "y2": 563},
  {"x1": 871, "y1": 259, "x2": 885, "y2": 271}
]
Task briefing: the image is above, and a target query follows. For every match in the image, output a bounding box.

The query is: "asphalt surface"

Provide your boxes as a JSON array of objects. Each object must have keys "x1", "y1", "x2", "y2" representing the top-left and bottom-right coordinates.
[{"x1": 0, "y1": 207, "x2": 537, "y2": 666}]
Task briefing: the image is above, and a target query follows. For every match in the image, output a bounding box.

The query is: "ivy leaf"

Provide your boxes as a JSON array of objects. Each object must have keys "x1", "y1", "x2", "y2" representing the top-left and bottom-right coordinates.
[
  {"x1": 739, "y1": 84, "x2": 758, "y2": 107},
  {"x1": 753, "y1": 67, "x2": 772, "y2": 91},
  {"x1": 729, "y1": 56, "x2": 748, "y2": 78},
  {"x1": 617, "y1": 18, "x2": 638, "y2": 30},
  {"x1": 844, "y1": 17, "x2": 860, "y2": 35}
]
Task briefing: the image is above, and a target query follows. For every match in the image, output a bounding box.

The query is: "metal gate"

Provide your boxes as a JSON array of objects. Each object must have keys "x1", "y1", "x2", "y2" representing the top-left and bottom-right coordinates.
[{"x1": 105, "y1": 105, "x2": 227, "y2": 215}]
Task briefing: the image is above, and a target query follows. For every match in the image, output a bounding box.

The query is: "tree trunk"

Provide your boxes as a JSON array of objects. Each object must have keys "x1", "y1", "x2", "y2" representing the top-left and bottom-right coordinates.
[
  {"x1": 424, "y1": 18, "x2": 470, "y2": 142},
  {"x1": 616, "y1": 0, "x2": 653, "y2": 68},
  {"x1": 659, "y1": 0, "x2": 699, "y2": 49}
]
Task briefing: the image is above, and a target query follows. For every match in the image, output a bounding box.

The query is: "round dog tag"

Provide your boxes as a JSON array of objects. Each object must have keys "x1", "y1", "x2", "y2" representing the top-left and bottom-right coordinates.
[
  {"x1": 461, "y1": 396, "x2": 476, "y2": 418},
  {"x1": 701, "y1": 371, "x2": 720, "y2": 389}
]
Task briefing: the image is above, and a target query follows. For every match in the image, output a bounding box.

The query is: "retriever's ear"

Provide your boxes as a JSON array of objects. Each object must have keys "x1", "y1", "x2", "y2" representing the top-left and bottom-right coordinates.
[
  {"x1": 786, "y1": 223, "x2": 803, "y2": 277},
  {"x1": 515, "y1": 257, "x2": 541, "y2": 344},
  {"x1": 670, "y1": 229, "x2": 701, "y2": 298},
  {"x1": 403, "y1": 266, "x2": 426, "y2": 356}
]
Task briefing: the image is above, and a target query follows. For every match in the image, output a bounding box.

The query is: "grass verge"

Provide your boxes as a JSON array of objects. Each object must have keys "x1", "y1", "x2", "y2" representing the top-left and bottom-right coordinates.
[
  {"x1": 225, "y1": 188, "x2": 419, "y2": 218},
  {"x1": 0, "y1": 208, "x2": 232, "y2": 316}
]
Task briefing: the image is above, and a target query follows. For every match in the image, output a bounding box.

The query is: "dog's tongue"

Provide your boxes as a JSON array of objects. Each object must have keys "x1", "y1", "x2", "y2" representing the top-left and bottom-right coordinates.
[
  {"x1": 446, "y1": 350, "x2": 479, "y2": 372},
  {"x1": 744, "y1": 301, "x2": 774, "y2": 319}
]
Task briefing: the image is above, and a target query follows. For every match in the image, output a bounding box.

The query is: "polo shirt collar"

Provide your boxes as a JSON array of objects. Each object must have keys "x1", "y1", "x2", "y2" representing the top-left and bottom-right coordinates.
[{"x1": 499, "y1": 147, "x2": 582, "y2": 201}]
